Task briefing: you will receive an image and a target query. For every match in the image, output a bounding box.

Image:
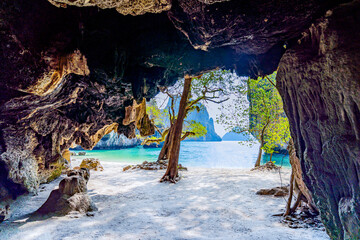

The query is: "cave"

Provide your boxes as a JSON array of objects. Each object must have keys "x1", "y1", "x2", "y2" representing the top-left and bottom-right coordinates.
[{"x1": 0, "y1": 0, "x2": 359, "y2": 238}]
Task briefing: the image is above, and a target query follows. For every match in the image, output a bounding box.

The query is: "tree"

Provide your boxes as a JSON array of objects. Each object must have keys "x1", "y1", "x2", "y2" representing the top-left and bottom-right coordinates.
[
  {"x1": 142, "y1": 99, "x2": 207, "y2": 159},
  {"x1": 148, "y1": 70, "x2": 232, "y2": 182},
  {"x1": 284, "y1": 138, "x2": 318, "y2": 216},
  {"x1": 218, "y1": 71, "x2": 290, "y2": 167}
]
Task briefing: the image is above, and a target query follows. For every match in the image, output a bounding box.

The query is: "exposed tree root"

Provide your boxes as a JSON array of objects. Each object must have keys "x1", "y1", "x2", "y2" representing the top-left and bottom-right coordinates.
[
  {"x1": 251, "y1": 161, "x2": 281, "y2": 171},
  {"x1": 160, "y1": 175, "x2": 179, "y2": 183},
  {"x1": 284, "y1": 170, "x2": 295, "y2": 216},
  {"x1": 123, "y1": 160, "x2": 187, "y2": 172}
]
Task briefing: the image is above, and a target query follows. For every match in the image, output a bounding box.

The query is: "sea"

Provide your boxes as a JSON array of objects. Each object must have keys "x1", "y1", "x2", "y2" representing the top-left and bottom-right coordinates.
[{"x1": 71, "y1": 141, "x2": 290, "y2": 168}]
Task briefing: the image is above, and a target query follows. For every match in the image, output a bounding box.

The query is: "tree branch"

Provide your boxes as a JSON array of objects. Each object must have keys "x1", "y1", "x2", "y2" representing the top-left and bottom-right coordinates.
[
  {"x1": 181, "y1": 131, "x2": 195, "y2": 141},
  {"x1": 265, "y1": 75, "x2": 276, "y2": 88}
]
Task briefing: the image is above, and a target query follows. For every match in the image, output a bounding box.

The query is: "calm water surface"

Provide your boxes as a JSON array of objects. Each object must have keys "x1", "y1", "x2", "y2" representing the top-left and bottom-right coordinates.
[{"x1": 72, "y1": 141, "x2": 290, "y2": 168}]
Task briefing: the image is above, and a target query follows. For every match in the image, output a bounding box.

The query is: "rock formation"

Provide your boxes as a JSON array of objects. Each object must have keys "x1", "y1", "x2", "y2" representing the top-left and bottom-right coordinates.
[
  {"x1": 79, "y1": 158, "x2": 104, "y2": 171},
  {"x1": 256, "y1": 186, "x2": 289, "y2": 197},
  {"x1": 92, "y1": 131, "x2": 141, "y2": 150},
  {"x1": 0, "y1": 0, "x2": 358, "y2": 238},
  {"x1": 0, "y1": 205, "x2": 10, "y2": 223},
  {"x1": 48, "y1": 0, "x2": 172, "y2": 16},
  {"x1": 165, "y1": 99, "x2": 222, "y2": 141},
  {"x1": 276, "y1": 2, "x2": 360, "y2": 238},
  {"x1": 34, "y1": 168, "x2": 96, "y2": 217},
  {"x1": 222, "y1": 132, "x2": 252, "y2": 141},
  {"x1": 185, "y1": 106, "x2": 221, "y2": 141}
]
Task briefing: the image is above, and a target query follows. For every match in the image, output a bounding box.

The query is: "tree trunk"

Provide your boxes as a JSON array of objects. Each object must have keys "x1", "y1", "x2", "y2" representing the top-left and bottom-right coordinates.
[
  {"x1": 284, "y1": 170, "x2": 295, "y2": 216},
  {"x1": 157, "y1": 127, "x2": 172, "y2": 161},
  {"x1": 160, "y1": 76, "x2": 192, "y2": 183},
  {"x1": 269, "y1": 152, "x2": 273, "y2": 162},
  {"x1": 254, "y1": 140, "x2": 263, "y2": 167},
  {"x1": 290, "y1": 192, "x2": 303, "y2": 213},
  {"x1": 287, "y1": 138, "x2": 318, "y2": 213}
]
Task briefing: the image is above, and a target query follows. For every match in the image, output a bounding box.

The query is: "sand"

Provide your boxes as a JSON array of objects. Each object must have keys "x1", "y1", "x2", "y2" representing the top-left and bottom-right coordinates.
[{"x1": 0, "y1": 161, "x2": 329, "y2": 240}]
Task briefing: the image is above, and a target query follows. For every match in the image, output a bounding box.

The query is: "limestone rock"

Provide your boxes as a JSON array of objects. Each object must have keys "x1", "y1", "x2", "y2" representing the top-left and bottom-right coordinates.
[
  {"x1": 164, "y1": 99, "x2": 221, "y2": 141},
  {"x1": 338, "y1": 197, "x2": 360, "y2": 240},
  {"x1": 80, "y1": 158, "x2": 104, "y2": 171},
  {"x1": 0, "y1": 205, "x2": 10, "y2": 223},
  {"x1": 67, "y1": 168, "x2": 90, "y2": 183},
  {"x1": 168, "y1": 0, "x2": 339, "y2": 53},
  {"x1": 122, "y1": 165, "x2": 132, "y2": 172},
  {"x1": 256, "y1": 186, "x2": 289, "y2": 197},
  {"x1": 35, "y1": 168, "x2": 96, "y2": 216},
  {"x1": 48, "y1": 0, "x2": 172, "y2": 16},
  {"x1": 91, "y1": 131, "x2": 141, "y2": 150},
  {"x1": 62, "y1": 149, "x2": 71, "y2": 162},
  {"x1": 276, "y1": 1, "x2": 360, "y2": 238}
]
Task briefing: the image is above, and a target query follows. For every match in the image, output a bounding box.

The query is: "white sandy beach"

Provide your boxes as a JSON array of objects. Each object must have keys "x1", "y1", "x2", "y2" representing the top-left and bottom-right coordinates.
[{"x1": 0, "y1": 161, "x2": 329, "y2": 240}]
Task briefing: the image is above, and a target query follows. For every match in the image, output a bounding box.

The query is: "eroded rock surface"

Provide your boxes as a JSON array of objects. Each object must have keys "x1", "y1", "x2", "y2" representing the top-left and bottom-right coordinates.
[
  {"x1": 277, "y1": 1, "x2": 360, "y2": 238},
  {"x1": 0, "y1": 205, "x2": 10, "y2": 223},
  {"x1": 79, "y1": 158, "x2": 104, "y2": 171},
  {"x1": 256, "y1": 186, "x2": 289, "y2": 197},
  {"x1": 168, "y1": 0, "x2": 339, "y2": 53},
  {"x1": 34, "y1": 168, "x2": 96, "y2": 217},
  {"x1": 48, "y1": 0, "x2": 172, "y2": 16}
]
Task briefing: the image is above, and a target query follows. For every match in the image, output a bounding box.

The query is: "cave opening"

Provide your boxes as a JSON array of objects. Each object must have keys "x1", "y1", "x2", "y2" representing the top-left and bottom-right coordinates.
[{"x1": 1, "y1": 0, "x2": 360, "y2": 239}]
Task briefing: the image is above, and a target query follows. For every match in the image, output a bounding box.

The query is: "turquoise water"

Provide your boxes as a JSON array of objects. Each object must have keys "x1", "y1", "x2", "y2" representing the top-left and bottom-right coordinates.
[{"x1": 72, "y1": 141, "x2": 290, "y2": 168}]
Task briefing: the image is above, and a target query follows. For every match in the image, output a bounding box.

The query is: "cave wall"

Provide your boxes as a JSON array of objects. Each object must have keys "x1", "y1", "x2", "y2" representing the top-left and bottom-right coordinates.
[{"x1": 277, "y1": 1, "x2": 360, "y2": 239}]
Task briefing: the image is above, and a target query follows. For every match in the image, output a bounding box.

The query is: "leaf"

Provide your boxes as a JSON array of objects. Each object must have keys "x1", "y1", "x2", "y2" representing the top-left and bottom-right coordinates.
[{"x1": 217, "y1": 71, "x2": 291, "y2": 154}]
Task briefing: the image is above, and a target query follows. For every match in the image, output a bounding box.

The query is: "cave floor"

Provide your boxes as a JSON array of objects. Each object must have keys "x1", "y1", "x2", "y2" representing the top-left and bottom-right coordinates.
[{"x1": 0, "y1": 161, "x2": 329, "y2": 240}]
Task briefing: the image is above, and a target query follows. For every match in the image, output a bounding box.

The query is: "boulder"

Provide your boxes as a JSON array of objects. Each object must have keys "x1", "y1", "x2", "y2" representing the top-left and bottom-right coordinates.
[
  {"x1": 62, "y1": 149, "x2": 71, "y2": 161},
  {"x1": 0, "y1": 205, "x2": 10, "y2": 223},
  {"x1": 256, "y1": 186, "x2": 289, "y2": 197},
  {"x1": 122, "y1": 165, "x2": 132, "y2": 172},
  {"x1": 143, "y1": 142, "x2": 164, "y2": 148},
  {"x1": 66, "y1": 168, "x2": 90, "y2": 183},
  {"x1": 80, "y1": 158, "x2": 104, "y2": 171},
  {"x1": 34, "y1": 168, "x2": 96, "y2": 217}
]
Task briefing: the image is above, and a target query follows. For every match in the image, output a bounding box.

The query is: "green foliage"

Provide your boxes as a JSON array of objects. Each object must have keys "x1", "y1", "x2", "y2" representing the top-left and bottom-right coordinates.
[
  {"x1": 262, "y1": 113, "x2": 290, "y2": 154},
  {"x1": 143, "y1": 100, "x2": 207, "y2": 143},
  {"x1": 190, "y1": 70, "x2": 234, "y2": 103},
  {"x1": 218, "y1": 71, "x2": 290, "y2": 154},
  {"x1": 183, "y1": 120, "x2": 207, "y2": 139},
  {"x1": 167, "y1": 69, "x2": 234, "y2": 105},
  {"x1": 146, "y1": 99, "x2": 168, "y2": 128}
]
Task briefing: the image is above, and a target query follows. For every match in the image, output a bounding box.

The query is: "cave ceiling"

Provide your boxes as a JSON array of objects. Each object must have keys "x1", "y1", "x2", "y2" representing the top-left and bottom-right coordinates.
[{"x1": 1, "y1": 0, "x2": 348, "y2": 104}]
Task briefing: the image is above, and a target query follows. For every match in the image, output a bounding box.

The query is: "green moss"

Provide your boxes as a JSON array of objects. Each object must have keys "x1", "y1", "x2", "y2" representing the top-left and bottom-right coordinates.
[{"x1": 46, "y1": 164, "x2": 63, "y2": 183}]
